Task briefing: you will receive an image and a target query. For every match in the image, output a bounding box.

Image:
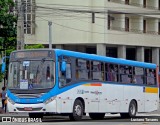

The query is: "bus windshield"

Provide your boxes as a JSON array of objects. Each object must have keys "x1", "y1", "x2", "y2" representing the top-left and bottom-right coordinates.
[{"x1": 8, "y1": 60, "x2": 55, "y2": 90}]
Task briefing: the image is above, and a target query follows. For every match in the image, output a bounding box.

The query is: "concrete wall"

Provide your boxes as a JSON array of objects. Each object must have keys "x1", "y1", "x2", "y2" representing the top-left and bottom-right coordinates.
[{"x1": 24, "y1": 0, "x2": 160, "y2": 47}]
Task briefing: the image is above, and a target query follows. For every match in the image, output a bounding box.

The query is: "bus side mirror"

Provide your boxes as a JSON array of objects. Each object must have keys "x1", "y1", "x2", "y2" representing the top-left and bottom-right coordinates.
[
  {"x1": 1, "y1": 62, "x2": 6, "y2": 73},
  {"x1": 61, "y1": 61, "x2": 66, "y2": 72}
]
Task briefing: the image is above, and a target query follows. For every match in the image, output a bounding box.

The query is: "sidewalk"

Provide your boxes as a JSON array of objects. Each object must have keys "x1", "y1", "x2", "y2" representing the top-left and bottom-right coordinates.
[
  {"x1": 0, "y1": 108, "x2": 5, "y2": 114},
  {"x1": 0, "y1": 108, "x2": 28, "y2": 116}
]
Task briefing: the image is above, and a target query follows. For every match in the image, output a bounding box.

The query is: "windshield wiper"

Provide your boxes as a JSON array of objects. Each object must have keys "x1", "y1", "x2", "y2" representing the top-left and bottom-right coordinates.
[{"x1": 42, "y1": 58, "x2": 46, "y2": 63}]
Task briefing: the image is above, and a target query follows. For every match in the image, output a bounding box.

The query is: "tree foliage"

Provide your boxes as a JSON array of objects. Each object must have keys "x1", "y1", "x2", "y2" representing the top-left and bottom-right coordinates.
[
  {"x1": 0, "y1": 0, "x2": 17, "y2": 56},
  {"x1": 0, "y1": 0, "x2": 17, "y2": 82},
  {"x1": 25, "y1": 44, "x2": 45, "y2": 49}
]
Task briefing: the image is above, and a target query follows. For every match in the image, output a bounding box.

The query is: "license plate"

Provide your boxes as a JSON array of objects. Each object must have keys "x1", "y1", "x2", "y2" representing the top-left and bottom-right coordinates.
[{"x1": 24, "y1": 107, "x2": 32, "y2": 111}]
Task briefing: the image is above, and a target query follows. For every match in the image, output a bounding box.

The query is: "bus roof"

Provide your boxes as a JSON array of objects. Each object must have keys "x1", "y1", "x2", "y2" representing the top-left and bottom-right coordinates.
[{"x1": 55, "y1": 49, "x2": 156, "y2": 69}]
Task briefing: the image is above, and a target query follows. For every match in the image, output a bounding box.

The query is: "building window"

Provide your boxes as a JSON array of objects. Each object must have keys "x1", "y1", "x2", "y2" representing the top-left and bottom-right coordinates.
[
  {"x1": 23, "y1": 0, "x2": 35, "y2": 34},
  {"x1": 125, "y1": 0, "x2": 129, "y2": 5},
  {"x1": 92, "y1": 13, "x2": 95, "y2": 23},
  {"x1": 143, "y1": 20, "x2": 146, "y2": 33},
  {"x1": 145, "y1": 49, "x2": 152, "y2": 63},
  {"x1": 158, "y1": 22, "x2": 160, "y2": 35},
  {"x1": 125, "y1": 17, "x2": 129, "y2": 32},
  {"x1": 143, "y1": 0, "x2": 146, "y2": 8},
  {"x1": 106, "y1": 47, "x2": 117, "y2": 58},
  {"x1": 108, "y1": 15, "x2": 111, "y2": 30},
  {"x1": 126, "y1": 48, "x2": 136, "y2": 60}
]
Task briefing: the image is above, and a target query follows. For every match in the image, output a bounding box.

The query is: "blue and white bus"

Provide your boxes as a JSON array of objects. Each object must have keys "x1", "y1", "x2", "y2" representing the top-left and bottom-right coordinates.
[{"x1": 7, "y1": 49, "x2": 159, "y2": 120}]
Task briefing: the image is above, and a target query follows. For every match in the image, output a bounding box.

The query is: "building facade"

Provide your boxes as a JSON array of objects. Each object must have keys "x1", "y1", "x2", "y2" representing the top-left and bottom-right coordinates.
[{"x1": 23, "y1": 0, "x2": 160, "y2": 65}]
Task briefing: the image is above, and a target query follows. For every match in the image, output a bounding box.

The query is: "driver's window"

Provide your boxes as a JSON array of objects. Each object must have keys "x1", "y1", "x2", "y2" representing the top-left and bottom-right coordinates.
[
  {"x1": 8, "y1": 63, "x2": 13, "y2": 87},
  {"x1": 59, "y1": 56, "x2": 72, "y2": 87}
]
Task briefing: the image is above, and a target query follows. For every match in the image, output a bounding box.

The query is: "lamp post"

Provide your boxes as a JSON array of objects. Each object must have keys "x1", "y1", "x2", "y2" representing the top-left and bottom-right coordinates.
[{"x1": 48, "y1": 21, "x2": 52, "y2": 49}]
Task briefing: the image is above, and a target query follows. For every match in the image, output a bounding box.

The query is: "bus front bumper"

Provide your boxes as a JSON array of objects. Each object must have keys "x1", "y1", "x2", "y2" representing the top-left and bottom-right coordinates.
[{"x1": 7, "y1": 99, "x2": 57, "y2": 113}]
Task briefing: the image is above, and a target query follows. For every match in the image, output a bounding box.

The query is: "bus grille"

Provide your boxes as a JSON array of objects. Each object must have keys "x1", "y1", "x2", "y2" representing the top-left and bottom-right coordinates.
[
  {"x1": 14, "y1": 94, "x2": 45, "y2": 99},
  {"x1": 16, "y1": 107, "x2": 43, "y2": 111}
]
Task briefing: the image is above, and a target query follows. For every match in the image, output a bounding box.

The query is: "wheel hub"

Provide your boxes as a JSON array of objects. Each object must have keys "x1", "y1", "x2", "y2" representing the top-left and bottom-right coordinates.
[
  {"x1": 75, "y1": 105, "x2": 82, "y2": 116},
  {"x1": 130, "y1": 104, "x2": 136, "y2": 115}
]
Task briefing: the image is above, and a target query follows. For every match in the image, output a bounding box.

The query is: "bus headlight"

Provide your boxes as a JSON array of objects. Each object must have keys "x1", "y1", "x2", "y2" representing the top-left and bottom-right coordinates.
[
  {"x1": 8, "y1": 98, "x2": 15, "y2": 105},
  {"x1": 44, "y1": 96, "x2": 57, "y2": 104}
]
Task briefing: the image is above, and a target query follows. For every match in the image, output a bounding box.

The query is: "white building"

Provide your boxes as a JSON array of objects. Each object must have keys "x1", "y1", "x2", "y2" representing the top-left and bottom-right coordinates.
[{"x1": 23, "y1": 0, "x2": 160, "y2": 65}]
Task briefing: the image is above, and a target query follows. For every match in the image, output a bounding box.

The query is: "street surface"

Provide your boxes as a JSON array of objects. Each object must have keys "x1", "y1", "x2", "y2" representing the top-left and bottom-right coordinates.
[
  {"x1": 0, "y1": 112, "x2": 160, "y2": 124},
  {"x1": 0, "y1": 102, "x2": 159, "y2": 124}
]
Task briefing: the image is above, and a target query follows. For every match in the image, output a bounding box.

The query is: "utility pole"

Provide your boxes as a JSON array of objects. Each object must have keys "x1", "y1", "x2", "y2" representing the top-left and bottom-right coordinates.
[
  {"x1": 48, "y1": 21, "x2": 52, "y2": 49},
  {"x1": 17, "y1": 0, "x2": 24, "y2": 50}
]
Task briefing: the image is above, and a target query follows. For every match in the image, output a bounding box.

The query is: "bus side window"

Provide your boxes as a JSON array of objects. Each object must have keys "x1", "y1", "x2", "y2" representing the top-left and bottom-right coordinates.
[
  {"x1": 105, "y1": 63, "x2": 108, "y2": 81},
  {"x1": 105, "y1": 63, "x2": 118, "y2": 82},
  {"x1": 91, "y1": 61, "x2": 103, "y2": 81},
  {"x1": 66, "y1": 63, "x2": 72, "y2": 83},
  {"x1": 120, "y1": 65, "x2": 132, "y2": 83},
  {"x1": 134, "y1": 67, "x2": 144, "y2": 84},
  {"x1": 87, "y1": 61, "x2": 91, "y2": 79},
  {"x1": 59, "y1": 56, "x2": 72, "y2": 87},
  {"x1": 76, "y1": 59, "x2": 88, "y2": 80},
  {"x1": 76, "y1": 59, "x2": 79, "y2": 79},
  {"x1": 146, "y1": 69, "x2": 156, "y2": 85},
  {"x1": 46, "y1": 65, "x2": 50, "y2": 80}
]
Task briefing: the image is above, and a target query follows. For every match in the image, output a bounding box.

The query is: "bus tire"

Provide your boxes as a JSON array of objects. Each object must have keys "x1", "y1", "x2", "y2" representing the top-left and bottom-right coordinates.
[
  {"x1": 29, "y1": 113, "x2": 43, "y2": 119},
  {"x1": 89, "y1": 113, "x2": 105, "y2": 120},
  {"x1": 69, "y1": 99, "x2": 83, "y2": 121},
  {"x1": 128, "y1": 100, "x2": 137, "y2": 117},
  {"x1": 120, "y1": 113, "x2": 129, "y2": 118},
  {"x1": 120, "y1": 100, "x2": 137, "y2": 118}
]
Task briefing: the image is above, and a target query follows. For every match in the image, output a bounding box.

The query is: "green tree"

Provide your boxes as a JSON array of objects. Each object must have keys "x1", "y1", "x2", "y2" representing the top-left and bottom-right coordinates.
[
  {"x1": 25, "y1": 44, "x2": 45, "y2": 49},
  {"x1": 0, "y1": 0, "x2": 17, "y2": 53},
  {"x1": 0, "y1": 1, "x2": 45, "y2": 82},
  {"x1": 0, "y1": 0, "x2": 17, "y2": 82}
]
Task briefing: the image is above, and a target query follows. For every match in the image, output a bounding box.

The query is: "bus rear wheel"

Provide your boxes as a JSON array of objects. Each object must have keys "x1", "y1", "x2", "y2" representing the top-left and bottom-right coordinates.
[
  {"x1": 29, "y1": 113, "x2": 44, "y2": 119},
  {"x1": 120, "y1": 100, "x2": 137, "y2": 118},
  {"x1": 69, "y1": 99, "x2": 83, "y2": 121},
  {"x1": 128, "y1": 100, "x2": 137, "y2": 117},
  {"x1": 89, "y1": 113, "x2": 105, "y2": 120}
]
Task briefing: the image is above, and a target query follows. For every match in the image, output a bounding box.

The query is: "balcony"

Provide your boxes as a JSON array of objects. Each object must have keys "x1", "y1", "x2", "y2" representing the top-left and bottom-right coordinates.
[
  {"x1": 108, "y1": 26, "x2": 159, "y2": 35},
  {"x1": 108, "y1": 0, "x2": 159, "y2": 10}
]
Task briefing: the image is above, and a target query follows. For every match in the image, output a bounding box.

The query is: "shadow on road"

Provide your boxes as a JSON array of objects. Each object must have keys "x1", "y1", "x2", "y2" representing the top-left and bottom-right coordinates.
[{"x1": 42, "y1": 116, "x2": 160, "y2": 122}]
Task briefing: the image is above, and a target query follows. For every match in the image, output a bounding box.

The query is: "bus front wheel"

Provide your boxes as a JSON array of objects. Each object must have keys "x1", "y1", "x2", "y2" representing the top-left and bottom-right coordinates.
[
  {"x1": 69, "y1": 99, "x2": 83, "y2": 121},
  {"x1": 89, "y1": 113, "x2": 105, "y2": 120}
]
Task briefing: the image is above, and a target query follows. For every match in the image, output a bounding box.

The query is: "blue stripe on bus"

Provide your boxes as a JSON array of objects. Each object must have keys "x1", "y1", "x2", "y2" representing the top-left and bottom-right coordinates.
[
  {"x1": 7, "y1": 81, "x2": 158, "y2": 104},
  {"x1": 55, "y1": 49, "x2": 156, "y2": 69}
]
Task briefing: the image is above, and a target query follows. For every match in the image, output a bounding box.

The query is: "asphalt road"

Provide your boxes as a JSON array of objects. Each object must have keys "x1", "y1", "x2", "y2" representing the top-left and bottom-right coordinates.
[
  {"x1": 0, "y1": 113, "x2": 160, "y2": 124},
  {"x1": 0, "y1": 103, "x2": 159, "y2": 124}
]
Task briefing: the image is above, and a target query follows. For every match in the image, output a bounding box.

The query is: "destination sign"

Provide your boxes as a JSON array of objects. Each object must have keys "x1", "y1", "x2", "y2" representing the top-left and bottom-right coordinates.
[{"x1": 11, "y1": 50, "x2": 53, "y2": 59}]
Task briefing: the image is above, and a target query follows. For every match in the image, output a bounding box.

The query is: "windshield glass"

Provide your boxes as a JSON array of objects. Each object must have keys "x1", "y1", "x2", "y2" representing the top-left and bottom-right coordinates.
[{"x1": 8, "y1": 60, "x2": 55, "y2": 89}]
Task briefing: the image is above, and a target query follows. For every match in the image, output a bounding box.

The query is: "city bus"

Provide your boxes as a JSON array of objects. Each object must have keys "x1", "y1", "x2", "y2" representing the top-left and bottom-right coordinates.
[{"x1": 6, "y1": 49, "x2": 159, "y2": 120}]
